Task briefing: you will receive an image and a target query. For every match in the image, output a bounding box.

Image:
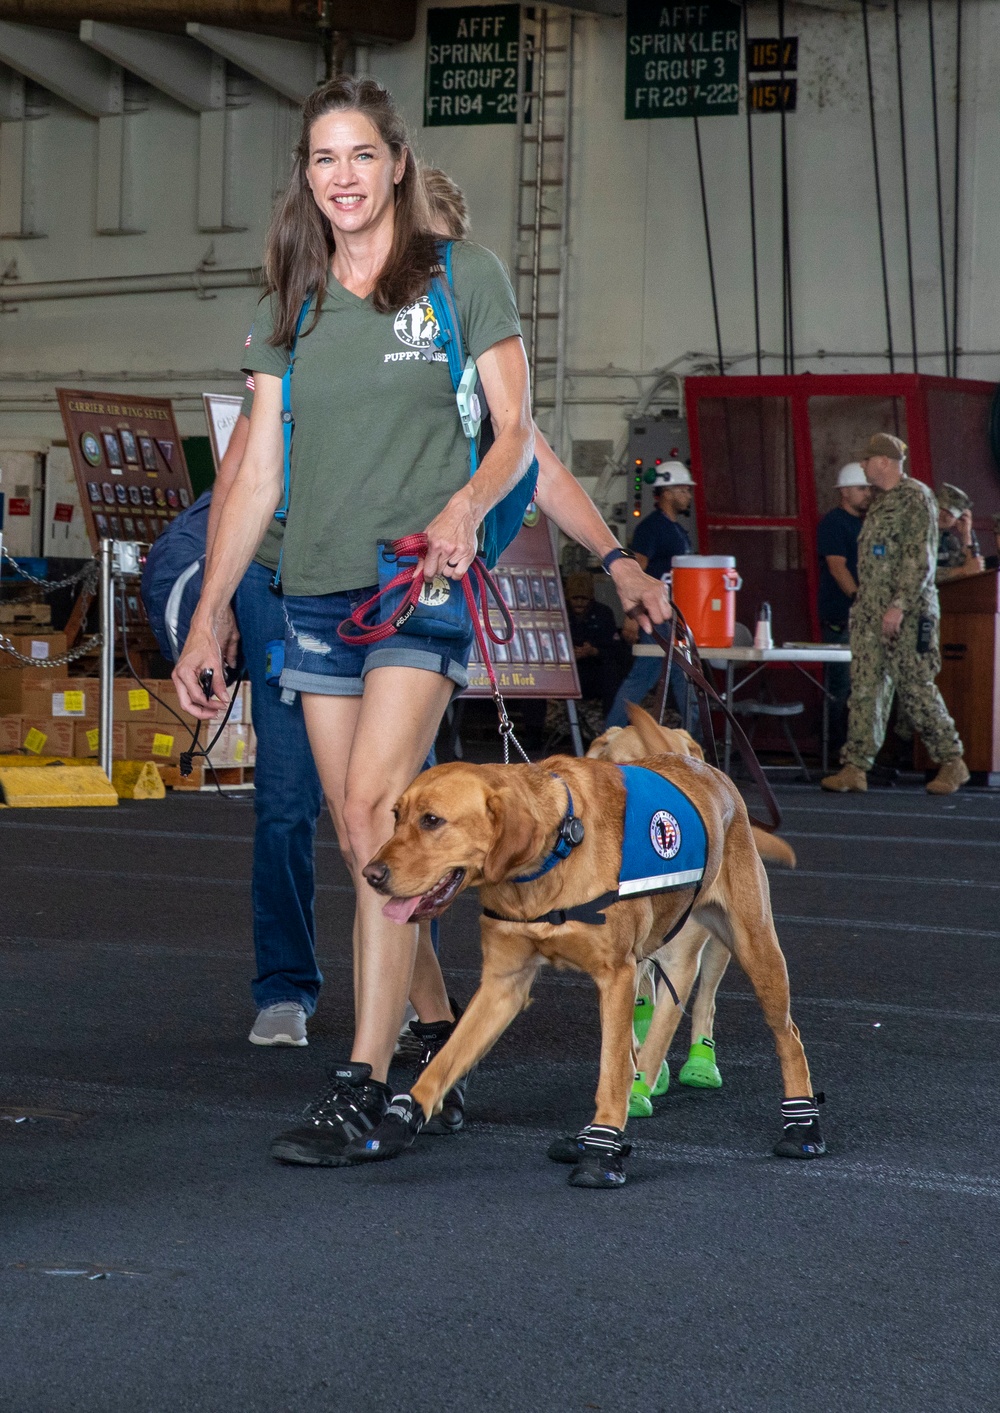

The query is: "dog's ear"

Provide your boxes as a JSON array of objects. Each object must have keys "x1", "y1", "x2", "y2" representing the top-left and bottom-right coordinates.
[
  {"x1": 586, "y1": 726, "x2": 621, "y2": 759},
  {"x1": 625, "y1": 702, "x2": 673, "y2": 756},
  {"x1": 482, "y1": 788, "x2": 545, "y2": 884}
]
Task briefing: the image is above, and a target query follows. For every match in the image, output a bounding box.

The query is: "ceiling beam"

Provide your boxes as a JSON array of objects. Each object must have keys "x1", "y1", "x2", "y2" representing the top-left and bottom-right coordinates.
[
  {"x1": 79, "y1": 20, "x2": 224, "y2": 110},
  {"x1": 0, "y1": 20, "x2": 121, "y2": 114},
  {"x1": 186, "y1": 23, "x2": 321, "y2": 104}
]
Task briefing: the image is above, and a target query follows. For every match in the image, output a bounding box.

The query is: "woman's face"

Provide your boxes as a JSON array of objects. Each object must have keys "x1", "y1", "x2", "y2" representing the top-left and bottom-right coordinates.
[{"x1": 306, "y1": 109, "x2": 405, "y2": 237}]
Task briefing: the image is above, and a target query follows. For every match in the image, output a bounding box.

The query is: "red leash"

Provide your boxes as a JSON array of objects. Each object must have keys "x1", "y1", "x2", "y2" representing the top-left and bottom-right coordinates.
[{"x1": 338, "y1": 534, "x2": 519, "y2": 723}]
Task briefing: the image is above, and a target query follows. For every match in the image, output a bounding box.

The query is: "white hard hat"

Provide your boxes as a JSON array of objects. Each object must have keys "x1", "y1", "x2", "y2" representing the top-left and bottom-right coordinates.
[
  {"x1": 652, "y1": 461, "x2": 695, "y2": 488},
  {"x1": 836, "y1": 462, "x2": 869, "y2": 488}
]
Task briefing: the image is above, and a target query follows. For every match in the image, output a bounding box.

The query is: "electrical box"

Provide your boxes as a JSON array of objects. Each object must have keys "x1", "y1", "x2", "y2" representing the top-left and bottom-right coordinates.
[{"x1": 624, "y1": 414, "x2": 694, "y2": 537}]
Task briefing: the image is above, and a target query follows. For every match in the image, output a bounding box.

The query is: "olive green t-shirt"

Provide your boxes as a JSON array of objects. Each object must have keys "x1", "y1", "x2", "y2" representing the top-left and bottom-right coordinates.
[{"x1": 242, "y1": 241, "x2": 522, "y2": 596}]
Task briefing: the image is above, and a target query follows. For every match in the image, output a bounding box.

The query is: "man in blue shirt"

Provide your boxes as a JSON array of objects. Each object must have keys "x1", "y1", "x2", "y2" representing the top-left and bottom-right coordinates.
[
  {"x1": 817, "y1": 462, "x2": 871, "y2": 753},
  {"x1": 606, "y1": 463, "x2": 700, "y2": 734}
]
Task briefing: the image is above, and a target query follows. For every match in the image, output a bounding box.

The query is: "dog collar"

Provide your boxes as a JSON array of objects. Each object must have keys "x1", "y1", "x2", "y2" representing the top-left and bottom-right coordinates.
[{"x1": 512, "y1": 775, "x2": 585, "y2": 883}]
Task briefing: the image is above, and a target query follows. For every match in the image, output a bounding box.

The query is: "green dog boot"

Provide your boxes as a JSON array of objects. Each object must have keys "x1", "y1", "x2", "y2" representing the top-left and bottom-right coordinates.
[
  {"x1": 678, "y1": 1036, "x2": 723, "y2": 1089},
  {"x1": 633, "y1": 996, "x2": 654, "y2": 1047},
  {"x1": 651, "y1": 1059, "x2": 670, "y2": 1096},
  {"x1": 628, "y1": 1073, "x2": 653, "y2": 1118}
]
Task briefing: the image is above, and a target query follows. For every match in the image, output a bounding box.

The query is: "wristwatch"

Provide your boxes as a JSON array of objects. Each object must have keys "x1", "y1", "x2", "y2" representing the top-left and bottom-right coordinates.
[{"x1": 602, "y1": 547, "x2": 636, "y2": 575}]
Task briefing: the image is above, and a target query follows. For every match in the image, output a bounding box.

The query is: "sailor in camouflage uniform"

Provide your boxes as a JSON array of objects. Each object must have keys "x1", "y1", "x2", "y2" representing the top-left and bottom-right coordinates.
[{"x1": 821, "y1": 433, "x2": 969, "y2": 795}]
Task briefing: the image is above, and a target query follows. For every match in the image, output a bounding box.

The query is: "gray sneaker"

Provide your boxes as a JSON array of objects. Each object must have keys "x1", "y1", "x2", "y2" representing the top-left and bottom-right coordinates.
[{"x1": 249, "y1": 1002, "x2": 308, "y2": 1047}]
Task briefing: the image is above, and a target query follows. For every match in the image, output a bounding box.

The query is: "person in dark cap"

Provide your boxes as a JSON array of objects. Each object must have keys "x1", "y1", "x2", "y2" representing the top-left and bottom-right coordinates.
[
  {"x1": 564, "y1": 571, "x2": 622, "y2": 715},
  {"x1": 822, "y1": 433, "x2": 968, "y2": 795},
  {"x1": 936, "y1": 482, "x2": 984, "y2": 585}
]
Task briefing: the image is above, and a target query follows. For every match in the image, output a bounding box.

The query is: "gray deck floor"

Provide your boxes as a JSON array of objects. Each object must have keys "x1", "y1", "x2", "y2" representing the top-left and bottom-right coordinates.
[{"x1": 2, "y1": 780, "x2": 999, "y2": 1411}]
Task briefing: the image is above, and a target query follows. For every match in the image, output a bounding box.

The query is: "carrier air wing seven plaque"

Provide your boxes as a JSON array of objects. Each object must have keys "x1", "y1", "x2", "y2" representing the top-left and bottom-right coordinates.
[{"x1": 57, "y1": 389, "x2": 195, "y2": 552}]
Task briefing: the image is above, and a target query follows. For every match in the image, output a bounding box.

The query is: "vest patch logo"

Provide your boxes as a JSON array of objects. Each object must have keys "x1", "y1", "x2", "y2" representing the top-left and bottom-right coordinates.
[
  {"x1": 649, "y1": 810, "x2": 681, "y2": 860},
  {"x1": 393, "y1": 297, "x2": 439, "y2": 349},
  {"x1": 418, "y1": 574, "x2": 451, "y2": 607}
]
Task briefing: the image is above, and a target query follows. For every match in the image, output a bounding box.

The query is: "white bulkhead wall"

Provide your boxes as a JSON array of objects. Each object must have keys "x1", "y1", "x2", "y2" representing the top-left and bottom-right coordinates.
[{"x1": 1, "y1": 0, "x2": 998, "y2": 465}]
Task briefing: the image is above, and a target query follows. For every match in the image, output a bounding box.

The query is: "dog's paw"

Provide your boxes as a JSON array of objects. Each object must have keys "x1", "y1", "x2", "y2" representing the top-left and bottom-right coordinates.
[
  {"x1": 343, "y1": 1093, "x2": 425, "y2": 1163},
  {"x1": 773, "y1": 1094, "x2": 826, "y2": 1159},
  {"x1": 566, "y1": 1124, "x2": 629, "y2": 1189}
]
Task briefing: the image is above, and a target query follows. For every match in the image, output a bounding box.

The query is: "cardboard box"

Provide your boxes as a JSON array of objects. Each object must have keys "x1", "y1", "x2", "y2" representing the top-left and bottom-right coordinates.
[
  {"x1": 206, "y1": 722, "x2": 254, "y2": 768},
  {"x1": 74, "y1": 720, "x2": 127, "y2": 759},
  {"x1": 151, "y1": 682, "x2": 200, "y2": 731},
  {"x1": 0, "y1": 631, "x2": 68, "y2": 663},
  {"x1": 126, "y1": 722, "x2": 182, "y2": 762},
  {"x1": 20, "y1": 678, "x2": 98, "y2": 721},
  {"x1": 0, "y1": 715, "x2": 23, "y2": 752},
  {"x1": 0, "y1": 666, "x2": 59, "y2": 713},
  {"x1": 0, "y1": 602, "x2": 51, "y2": 627},
  {"x1": 113, "y1": 680, "x2": 159, "y2": 720},
  {"x1": 19, "y1": 717, "x2": 76, "y2": 756}
]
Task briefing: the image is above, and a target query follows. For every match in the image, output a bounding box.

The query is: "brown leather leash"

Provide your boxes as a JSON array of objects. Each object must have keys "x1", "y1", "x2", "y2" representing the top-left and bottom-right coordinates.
[{"x1": 647, "y1": 615, "x2": 783, "y2": 834}]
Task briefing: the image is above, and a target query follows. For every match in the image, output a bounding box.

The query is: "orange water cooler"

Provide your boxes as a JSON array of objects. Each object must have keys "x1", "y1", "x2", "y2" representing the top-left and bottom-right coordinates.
[{"x1": 670, "y1": 555, "x2": 742, "y2": 649}]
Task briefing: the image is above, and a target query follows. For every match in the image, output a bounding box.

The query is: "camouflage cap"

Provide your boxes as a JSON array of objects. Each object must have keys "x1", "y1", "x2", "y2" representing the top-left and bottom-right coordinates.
[
  {"x1": 861, "y1": 433, "x2": 908, "y2": 462},
  {"x1": 938, "y1": 482, "x2": 972, "y2": 515}
]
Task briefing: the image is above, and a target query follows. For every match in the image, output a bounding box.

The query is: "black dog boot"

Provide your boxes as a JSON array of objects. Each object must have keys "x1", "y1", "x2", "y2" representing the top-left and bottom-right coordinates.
[
  {"x1": 547, "y1": 1130, "x2": 633, "y2": 1165},
  {"x1": 567, "y1": 1124, "x2": 629, "y2": 1189},
  {"x1": 774, "y1": 1094, "x2": 826, "y2": 1158},
  {"x1": 341, "y1": 1093, "x2": 426, "y2": 1164},
  {"x1": 410, "y1": 997, "x2": 468, "y2": 1136}
]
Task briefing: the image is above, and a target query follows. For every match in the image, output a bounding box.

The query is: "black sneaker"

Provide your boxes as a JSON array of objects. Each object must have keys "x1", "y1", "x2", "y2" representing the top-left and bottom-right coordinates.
[
  {"x1": 409, "y1": 997, "x2": 467, "y2": 1136},
  {"x1": 270, "y1": 1062, "x2": 391, "y2": 1166}
]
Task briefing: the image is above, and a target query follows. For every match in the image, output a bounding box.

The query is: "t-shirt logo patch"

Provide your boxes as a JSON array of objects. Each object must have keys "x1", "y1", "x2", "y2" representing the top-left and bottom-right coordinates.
[
  {"x1": 393, "y1": 297, "x2": 439, "y2": 349},
  {"x1": 649, "y1": 810, "x2": 681, "y2": 860},
  {"x1": 418, "y1": 574, "x2": 451, "y2": 607}
]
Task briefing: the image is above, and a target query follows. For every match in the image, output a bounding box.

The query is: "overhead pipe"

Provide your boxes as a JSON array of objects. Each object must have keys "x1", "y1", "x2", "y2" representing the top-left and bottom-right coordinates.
[
  {"x1": 0, "y1": 1, "x2": 415, "y2": 42},
  {"x1": 0, "y1": 265, "x2": 261, "y2": 305}
]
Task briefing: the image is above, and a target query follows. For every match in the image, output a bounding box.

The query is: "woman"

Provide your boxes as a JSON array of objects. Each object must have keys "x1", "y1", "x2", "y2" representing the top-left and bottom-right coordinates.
[{"x1": 175, "y1": 78, "x2": 671, "y2": 1169}]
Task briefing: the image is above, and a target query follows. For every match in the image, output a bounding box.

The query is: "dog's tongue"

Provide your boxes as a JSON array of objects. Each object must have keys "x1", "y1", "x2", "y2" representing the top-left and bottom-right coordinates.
[{"x1": 382, "y1": 895, "x2": 423, "y2": 924}]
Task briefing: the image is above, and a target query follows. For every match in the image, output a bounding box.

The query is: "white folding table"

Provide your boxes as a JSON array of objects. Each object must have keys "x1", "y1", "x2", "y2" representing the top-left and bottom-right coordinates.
[{"x1": 702, "y1": 645, "x2": 852, "y2": 775}]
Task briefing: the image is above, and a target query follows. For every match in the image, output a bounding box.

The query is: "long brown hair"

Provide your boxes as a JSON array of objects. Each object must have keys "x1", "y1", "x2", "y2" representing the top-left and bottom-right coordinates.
[{"x1": 264, "y1": 76, "x2": 437, "y2": 347}]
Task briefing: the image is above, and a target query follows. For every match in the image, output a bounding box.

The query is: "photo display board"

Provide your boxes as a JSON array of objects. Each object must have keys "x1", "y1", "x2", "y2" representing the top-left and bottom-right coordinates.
[
  {"x1": 463, "y1": 511, "x2": 581, "y2": 700},
  {"x1": 57, "y1": 389, "x2": 194, "y2": 551},
  {"x1": 625, "y1": 0, "x2": 741, "y2": 119},
  {"x1": 203, "y1": 392, "x2": 244, "y2": 472},
  {"x1": 424, "y1": 4, "x2": 521, "y2": 126}
]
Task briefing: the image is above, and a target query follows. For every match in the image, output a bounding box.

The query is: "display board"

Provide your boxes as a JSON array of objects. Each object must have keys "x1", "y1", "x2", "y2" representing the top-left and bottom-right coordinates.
[
  {"x1": 463, "y1": 511, "x2": 581, "y2": 699},
  {"x1": 424, "y1": 4, "x2": 521, "y2": 127},
  {"x1": 56, "y1": 389, "x2": 194, "y2": 551},
  {"x1": 625, "y1": 0, "x2": 741, "y2": 120},
  {"x1": 203, "y1": 393, "x2": 244, "y2": 472}
]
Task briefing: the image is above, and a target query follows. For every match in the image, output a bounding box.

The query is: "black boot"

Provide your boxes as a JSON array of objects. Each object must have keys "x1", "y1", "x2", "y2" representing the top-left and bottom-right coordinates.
[
  {"x1": 773, "y1": 1094, "x2": 827, "y2": 1158},
  {"x1": 409, "y1": 997, "x2": 468, "y2": 1136}
]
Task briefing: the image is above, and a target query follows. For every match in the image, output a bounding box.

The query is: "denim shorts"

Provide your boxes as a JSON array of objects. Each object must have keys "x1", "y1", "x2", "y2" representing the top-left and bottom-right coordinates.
[{"x1": 280, "y1": 586, "x2": 473, "y2": 697}]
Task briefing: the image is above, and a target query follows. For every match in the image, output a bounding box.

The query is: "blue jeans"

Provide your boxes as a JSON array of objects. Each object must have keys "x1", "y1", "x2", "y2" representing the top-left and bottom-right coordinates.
[
  {"x1": 234, "y1": 560, "x2": 325, "y2": 1015},
  {"x1": 606, "y1": 637, "x2": 702, "y2": 737}
]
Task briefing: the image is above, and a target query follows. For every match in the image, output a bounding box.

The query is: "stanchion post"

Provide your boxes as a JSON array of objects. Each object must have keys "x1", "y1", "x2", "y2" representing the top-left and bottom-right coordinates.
[{"x1": 99, "y1": 538, "x2": 114, "y2": 780}]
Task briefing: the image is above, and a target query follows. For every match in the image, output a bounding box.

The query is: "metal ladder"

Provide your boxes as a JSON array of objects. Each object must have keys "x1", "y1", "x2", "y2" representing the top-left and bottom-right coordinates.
[{"x1": 511, "y1": 6, "x2": 576, "y2": 460}]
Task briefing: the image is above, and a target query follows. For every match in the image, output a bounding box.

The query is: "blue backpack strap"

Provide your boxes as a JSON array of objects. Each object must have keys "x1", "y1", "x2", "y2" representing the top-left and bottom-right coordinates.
[
  {"x1": 271, "y1": 294, "x2": 312, "y2": 589},
  {"x1": 427, "y1": 241, "x2": 481, "y2": 476}
]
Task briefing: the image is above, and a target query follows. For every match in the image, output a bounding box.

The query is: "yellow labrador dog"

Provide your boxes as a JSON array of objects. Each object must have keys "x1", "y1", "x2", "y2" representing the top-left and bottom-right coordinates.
[
  {"x1": 587, "y1": 705, "x2": 796, "y2": 1113},
  {"x1": 349, "y1": 744, "x2": 824, "y2": 1188}
]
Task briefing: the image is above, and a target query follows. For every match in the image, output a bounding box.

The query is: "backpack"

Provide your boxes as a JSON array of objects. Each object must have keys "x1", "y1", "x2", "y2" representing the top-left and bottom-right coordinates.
[
  {"x1": 140, "y1": 490, "x2": 212, "y2": 660},
  {"x1": 273, "y1": 240, "x2": 538, "y2": 582}
]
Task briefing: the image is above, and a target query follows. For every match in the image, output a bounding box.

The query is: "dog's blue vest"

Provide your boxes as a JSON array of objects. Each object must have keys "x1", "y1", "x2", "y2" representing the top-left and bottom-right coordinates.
[{"x1": 616, "y1": 765, "x2": 707, "y2": 900}]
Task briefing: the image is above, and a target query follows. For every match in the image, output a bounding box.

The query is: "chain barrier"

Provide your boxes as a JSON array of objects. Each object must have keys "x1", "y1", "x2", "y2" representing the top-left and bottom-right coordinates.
[
  {"x1": 0, "y1": 630, "x2": 103, "y2": 668},
  {"x1": 1, "y1": 545, "x2": 99, "y2": 592}
]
